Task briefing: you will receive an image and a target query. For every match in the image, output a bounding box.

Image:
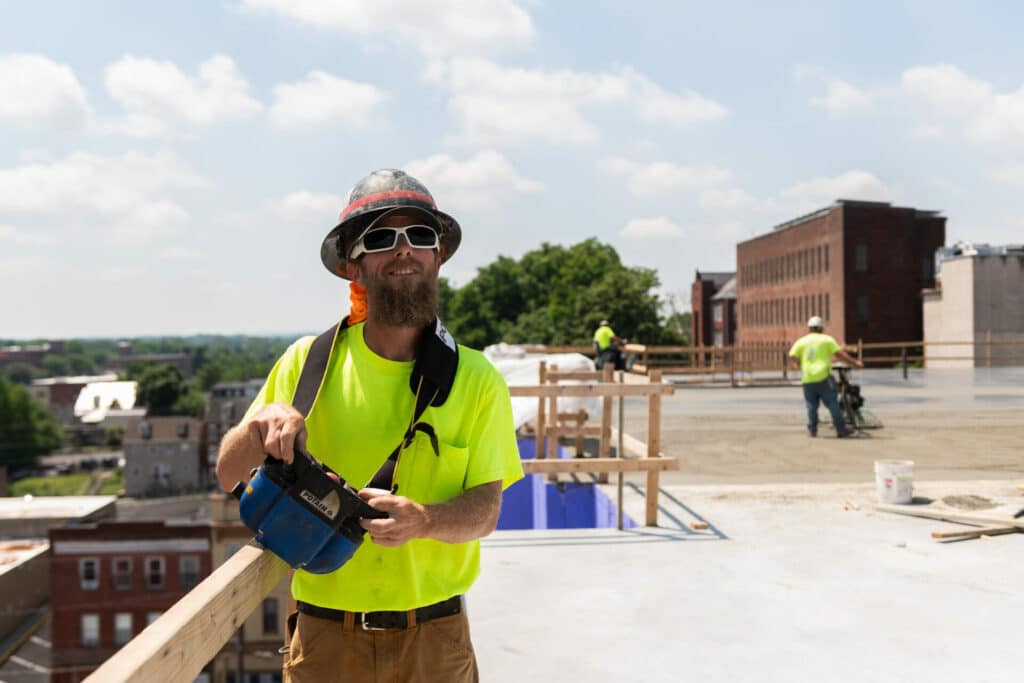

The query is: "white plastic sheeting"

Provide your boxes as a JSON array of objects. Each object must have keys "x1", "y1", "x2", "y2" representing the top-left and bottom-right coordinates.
[{"x1": 483, "y1": 343, "x2": 601, "y2": 430}]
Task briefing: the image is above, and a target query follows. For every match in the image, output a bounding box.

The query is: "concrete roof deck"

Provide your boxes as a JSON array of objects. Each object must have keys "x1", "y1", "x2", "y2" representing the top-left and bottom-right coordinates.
[{"x1": 473, "y1": 478, "x2": 1023, "y2": 683}]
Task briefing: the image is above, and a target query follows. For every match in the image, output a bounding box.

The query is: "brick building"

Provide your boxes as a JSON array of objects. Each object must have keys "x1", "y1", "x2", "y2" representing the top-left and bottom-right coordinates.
[
  {"x1": 736, "y1": 200, "x2": 945, "y2": 350},
  {"x1": 48, "y1": 520, "x2": 212, "y2": 682},
  {"x1": 123, "y1": 417, "x2": 208, "y2": 497},
  {"x1": 208, "y1": 493, "x2": 289, "y2": 683},
  {"x1": 204, "y1": 380, "x2": 264, "y2": 484},
  {"x1": 690, "y1": 271, "x2": 736, "y2": 347}
]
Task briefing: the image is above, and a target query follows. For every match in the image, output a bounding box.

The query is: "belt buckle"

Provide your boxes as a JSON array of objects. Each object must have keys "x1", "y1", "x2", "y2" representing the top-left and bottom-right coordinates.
[{"x1": 360, "y1": 612, "x2": 389, "y2": 631}]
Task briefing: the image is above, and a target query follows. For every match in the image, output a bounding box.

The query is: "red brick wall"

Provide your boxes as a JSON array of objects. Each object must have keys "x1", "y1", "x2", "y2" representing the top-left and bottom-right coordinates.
[
  {"x1": 737, "y1": 202, "x2": 944, "y2": 348},
  {"x1": 737, "y1": 206, "x2": 845, "y2": 345},
  {"x1": 49, "y1": 523, "x2": 212, "y2": 679},
  {"x1": 690, "y1": 278, "x2": 716, "y2": 346}
]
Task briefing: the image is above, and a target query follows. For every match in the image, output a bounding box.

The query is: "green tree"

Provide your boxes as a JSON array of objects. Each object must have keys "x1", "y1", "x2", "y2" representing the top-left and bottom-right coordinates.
[
  {"x1": 41, "y1": 355, "x2": 71, "y2": 376},
  {"x1": 3, "y1": 362, "x2": 40, "y2": 385},
  {"x1": 444, "y1": 238, "x2": 677, "y2": 348},
  {"x1": 0, "y1": 374, "x2": 63, "y2": 468},
  {"x1": 134, "y1": 364, "x2": 188, "y2": 416},
  {"x1": 196, "y1": 363, "x2": 224, "y2": 392},
  {"x1": 172, "y1": 388, "x2": 206, "y2": 418}
]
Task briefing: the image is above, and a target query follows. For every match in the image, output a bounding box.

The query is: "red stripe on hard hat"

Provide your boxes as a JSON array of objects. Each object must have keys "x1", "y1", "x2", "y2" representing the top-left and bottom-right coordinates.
[{"x1": 339, "y1": 190, "x2": 436, "y2": 221}]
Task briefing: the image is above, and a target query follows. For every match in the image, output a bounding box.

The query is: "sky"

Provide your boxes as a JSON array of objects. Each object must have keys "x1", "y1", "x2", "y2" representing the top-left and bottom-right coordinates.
[{"x1": 2, "y1": 1, "x2": 1023, "y2": 339}]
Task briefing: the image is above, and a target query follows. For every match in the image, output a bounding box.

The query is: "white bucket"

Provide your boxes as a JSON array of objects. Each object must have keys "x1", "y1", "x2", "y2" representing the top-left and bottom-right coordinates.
[{"x1": 874, "y1": 460, "x2": 914, "y2": 504}]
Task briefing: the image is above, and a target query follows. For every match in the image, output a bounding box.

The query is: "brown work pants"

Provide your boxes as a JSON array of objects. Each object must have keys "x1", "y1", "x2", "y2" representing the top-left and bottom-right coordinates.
[{"x1": 282, "y1": 609, "x2": 479, "y2": 683}]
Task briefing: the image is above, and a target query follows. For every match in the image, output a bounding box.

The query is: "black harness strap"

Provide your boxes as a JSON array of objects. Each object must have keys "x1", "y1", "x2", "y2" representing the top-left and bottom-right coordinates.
[
  {"x1": 292, "y1": 316, "x2": 458, "y2": 492},
  {"x1": 292, "y1": 323, "x2": 342, "y2": 419}
]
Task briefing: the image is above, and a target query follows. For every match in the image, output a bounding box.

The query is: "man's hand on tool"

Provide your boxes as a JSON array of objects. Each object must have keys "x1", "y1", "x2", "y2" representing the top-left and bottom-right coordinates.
[
  {"x1": 358, "y1": 489, "x2": 428, "y2": 547},
  {"x1": 246, "y1": 402, "x2": 307, "y2": 464}
]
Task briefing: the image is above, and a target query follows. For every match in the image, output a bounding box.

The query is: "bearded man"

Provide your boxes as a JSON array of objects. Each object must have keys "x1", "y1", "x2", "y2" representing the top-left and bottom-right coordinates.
[{"x1": 216, "y1": 169, "x2": 523, "y2": 683}]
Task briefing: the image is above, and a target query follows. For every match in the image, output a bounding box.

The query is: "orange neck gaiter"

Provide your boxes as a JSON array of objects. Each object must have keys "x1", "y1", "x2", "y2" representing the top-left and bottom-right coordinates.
[{"x1": 348, "y1": 282, "x2": 368, "y2": 324}]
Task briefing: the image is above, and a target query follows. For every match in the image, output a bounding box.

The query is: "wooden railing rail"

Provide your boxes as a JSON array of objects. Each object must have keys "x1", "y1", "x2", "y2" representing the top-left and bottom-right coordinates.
[
  {"x1": 515, "y1": 364, "x2": 675, "y2": 525},
  {"x1": 84, "y1": 543, "x2": 288, "y2": 683}
]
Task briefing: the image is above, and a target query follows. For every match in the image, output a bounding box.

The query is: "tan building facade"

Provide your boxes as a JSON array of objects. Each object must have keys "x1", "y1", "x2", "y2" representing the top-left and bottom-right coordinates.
[{"x1": 923, "y1": 247, "x2": 1024, "y2": 367}]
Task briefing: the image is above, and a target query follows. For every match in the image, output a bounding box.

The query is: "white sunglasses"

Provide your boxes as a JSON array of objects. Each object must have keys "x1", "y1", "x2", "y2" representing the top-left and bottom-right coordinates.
[{"x1": 349, "y1": 225, "x2": 440, "y2": 259}]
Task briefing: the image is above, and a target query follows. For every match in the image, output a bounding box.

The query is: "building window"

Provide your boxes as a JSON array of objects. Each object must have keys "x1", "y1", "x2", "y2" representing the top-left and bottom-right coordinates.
[
  {"x1": 826, "y1": 293, "x2": 831, "y2": 321},
  {"x1": 145, "y1": 557, "x2": 165, "y2": 589},
  {"x1": 824, "y1": 245, "x2": 830, "y2": 272},
  {"x1": 113, "y1": 557, "x2": 132, "y2": 590},
  {"x1": 180, "y1": 555, "x2": 200, "y2": 588},
  {"x1": 79, "y1": 558, "x2": 99, "y2": 591},
  {"x1": 921, "y1": 255, "x2": 934, "y2": 281},
  {"x1": 713, "y1": 303, "x2": 723, "y2": 323},
  {"x1": 817, "y1": 246, "x2": 823, "y2": 274},
  {"x1": 263, "y1": 598, "x2": 279, "y2": 634},
  {"x1": 855, "y1": 243, "x2": 869, "y2": 272},
  {"x1": 146, "y1": 611, "x2": 163, "y2": 625},
  {"x1": 818, "y1": 293, "x2": 823, "y2": 318},
  {"x1": 114, "y1": 613, "x2": 133, "y2": 646},
  {"x1": 856, "y1": 294, "x2": 869, "y2": 323},
  {"x1": 81, "y1": 614, "x2": 100, "y2": 647}
]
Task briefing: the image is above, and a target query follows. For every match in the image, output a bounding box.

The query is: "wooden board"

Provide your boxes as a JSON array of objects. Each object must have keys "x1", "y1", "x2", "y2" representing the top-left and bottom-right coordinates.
[
  {"x1": 509, "y1": 383, "x2": 675, "y2": 397},
  {"x1": 874, "y1": 504, "x2": 1024, "y2": 530},
  {"x1": 521, "y1": 457, "x2": 679, "y2": 474}
]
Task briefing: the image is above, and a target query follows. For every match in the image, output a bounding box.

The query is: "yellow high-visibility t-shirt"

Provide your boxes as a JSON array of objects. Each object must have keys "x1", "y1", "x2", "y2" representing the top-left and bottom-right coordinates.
[
  {"x1": 593, "y1": 325, "x2": 616, "y2": 350},
  {"x1": 243, "y1": 322, "x2": 523, "y2": 611},
  {"x1": 788, "y1": 332, "x2": 841, "y2": 384}
]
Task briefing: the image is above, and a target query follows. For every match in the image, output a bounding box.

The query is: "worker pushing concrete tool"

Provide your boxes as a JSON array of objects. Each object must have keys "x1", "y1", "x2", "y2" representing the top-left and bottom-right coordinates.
[{"x1": 788, "y1": 316, "x2": 862, "y2": 438}]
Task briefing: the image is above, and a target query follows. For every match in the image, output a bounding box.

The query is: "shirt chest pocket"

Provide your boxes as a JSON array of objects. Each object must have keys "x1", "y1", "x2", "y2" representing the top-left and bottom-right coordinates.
[{"x1": 394, "y1": 429, "x2": 469, "y2": 505}]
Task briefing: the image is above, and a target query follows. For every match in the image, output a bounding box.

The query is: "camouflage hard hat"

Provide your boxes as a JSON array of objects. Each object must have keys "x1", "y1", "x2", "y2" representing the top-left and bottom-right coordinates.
[{"x1": 320, "y1": 169, "x2": 462, "y2": 279}]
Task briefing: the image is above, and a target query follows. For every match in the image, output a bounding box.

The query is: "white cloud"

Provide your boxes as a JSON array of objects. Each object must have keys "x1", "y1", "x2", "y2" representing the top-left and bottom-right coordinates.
[
  {"x1": 621, "y1": 217, "x2": 682, "y2": 239},
  {"x1": 901, "y1": 64, "x2": 991, "y2": 115},
  {"x1": 159, "y1": 247, "x2": 205, "y2": 262},
  {"x1": 275, "y1": 190, "x2": 345, "y2": 221},
  {"x1": 104, "y1": 54, "x2": 262, "y2": 132},
  {"x1": 901, "y1": 64, "x2": 1024, "y2": 144},
  {"x1": 0, "y1": 53, "x2": 91, "y2": 129},
  {"x1": 0, "y1": 224, "x2": 58, "y2": 246},
  {"x1": 621, "y1": 67, "x2": 731, "y2": 126},
  {"x1": 911, "y1": 123, "x2": 945, "y2": 139},
  {"x1": 270, "y1": 71, "x2": 387, "y2": 129},
  {"x1": 405, "y1": 150, "x2": 542, "y2": 211},
  {"x1": 810, "y1": 79, "x2": 872, "y2": 115},
  {"x1": 599, "y1": 157, "x2": 730, "y2": 198},
  {"x1": 0, "y1": 151, "x2": 206, "y2": 241},
  {"x1": 426, "y1": 59, "x2": 729, "y2": 147},
  {"x1": 698, "y1": 187, "x2": 759, "y2": 210},
  {"x1": 989, "y1": 163, "x2": 1024, "y2": 187},
  {"x1": 781, "y1": 170, "x2": 893, "y2": 203},
  {"x1": 242, "y1": 0, "x2": 535, "y2": 58}
]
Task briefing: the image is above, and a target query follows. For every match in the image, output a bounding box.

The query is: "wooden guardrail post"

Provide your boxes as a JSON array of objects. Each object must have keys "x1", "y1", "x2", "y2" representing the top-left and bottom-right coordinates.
[
  {"x1": 546, "y1": 364, "x2": 558, "y2": 460},
  {"x1": 857, "y1": 338, "x2": 863, "y2": 365},
  {"x1": 729, "y1": 346, "x2": 737, "y2": 387},
  {"x1": 645, "y1": 369, "x2": 663, "y2": 526},
  {"x1": 536, "y1": 361, "x2": 547, "y2": 460},
  {"x1": 600, "y1": 363, "x2": 613, "y2": 459}
]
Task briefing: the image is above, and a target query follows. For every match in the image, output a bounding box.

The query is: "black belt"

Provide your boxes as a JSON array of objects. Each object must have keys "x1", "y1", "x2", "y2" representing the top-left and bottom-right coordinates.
[{"x1": 297, "y1": 596, "x2": 462, "y2": 631}]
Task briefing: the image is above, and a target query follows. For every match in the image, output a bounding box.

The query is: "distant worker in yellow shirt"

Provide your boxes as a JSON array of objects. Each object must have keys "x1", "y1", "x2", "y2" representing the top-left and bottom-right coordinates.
[
  {"x1": 788, "y1": 316, "x2": 862, "y2": 438},
  {"x1": 593, "y1": 319, "x2": 628, "y2": 370}
]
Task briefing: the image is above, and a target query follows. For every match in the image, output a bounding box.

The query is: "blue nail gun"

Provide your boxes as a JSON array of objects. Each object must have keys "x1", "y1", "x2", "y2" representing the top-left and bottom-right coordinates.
[{"x1": 231, "y1": 447, "x2": 387, "y2": 574}]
